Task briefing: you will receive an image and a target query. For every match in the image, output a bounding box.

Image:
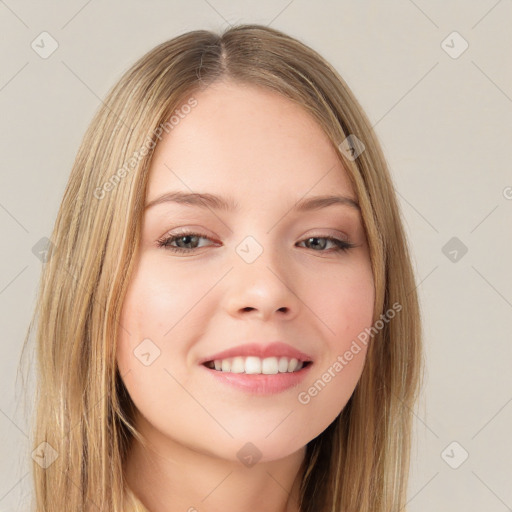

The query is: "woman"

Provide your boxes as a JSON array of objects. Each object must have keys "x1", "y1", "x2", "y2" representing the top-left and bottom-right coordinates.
[{"x1": 23, "y1": 24, "x2": 423, "y2": 512}]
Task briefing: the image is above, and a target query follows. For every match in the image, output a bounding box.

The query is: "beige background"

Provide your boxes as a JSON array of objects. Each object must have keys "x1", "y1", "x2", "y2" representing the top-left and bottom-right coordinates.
[{"x1": 1, "y1": 1, "x2": 511, "y2": 510}]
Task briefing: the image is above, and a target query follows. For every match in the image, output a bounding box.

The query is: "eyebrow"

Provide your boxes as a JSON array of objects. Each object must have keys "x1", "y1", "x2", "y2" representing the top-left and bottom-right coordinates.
[{"x1": 144, "y1": 191, "x2": 360, "y2": 212}]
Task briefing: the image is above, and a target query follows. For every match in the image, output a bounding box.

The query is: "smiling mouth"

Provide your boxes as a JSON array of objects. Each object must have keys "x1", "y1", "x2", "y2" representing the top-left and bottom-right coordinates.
[{"x1": 203, "y1": 356, "x2": 312, "y2": 374}]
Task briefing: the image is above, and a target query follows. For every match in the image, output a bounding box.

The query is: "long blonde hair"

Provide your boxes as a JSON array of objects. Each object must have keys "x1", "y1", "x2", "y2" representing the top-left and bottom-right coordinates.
[{"x1": 20, "y1": 24, "x2": 423, "y2": 511}]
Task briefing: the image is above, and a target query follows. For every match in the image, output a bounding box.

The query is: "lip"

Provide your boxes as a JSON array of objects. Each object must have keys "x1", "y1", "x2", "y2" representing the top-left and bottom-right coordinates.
[
  {"x1": 198, "y1": 341, "x2": 313, "y2": 365},
  {"x1": 200, "y1": 360, "x2": 313, "y2": 395}
]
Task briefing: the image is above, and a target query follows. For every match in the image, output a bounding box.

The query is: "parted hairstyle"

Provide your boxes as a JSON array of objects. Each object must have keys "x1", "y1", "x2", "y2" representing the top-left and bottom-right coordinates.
[{"x1": 20, "y1": 23, "x2": 423, "y2": 512}]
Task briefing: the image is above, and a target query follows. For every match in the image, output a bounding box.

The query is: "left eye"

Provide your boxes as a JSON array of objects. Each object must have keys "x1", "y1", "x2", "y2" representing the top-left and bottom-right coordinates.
[
  {"x1": 156, "y1": 231, "x2": 356, "y2": 254},
  {"x1": 299, "y1": 236, "x2": 355, "y2": 253}
]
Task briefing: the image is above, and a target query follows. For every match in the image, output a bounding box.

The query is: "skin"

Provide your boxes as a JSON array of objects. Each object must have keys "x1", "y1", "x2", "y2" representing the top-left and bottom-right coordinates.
[{"x1": 116, "y1": 79, "x2": 375, "y2": 512}]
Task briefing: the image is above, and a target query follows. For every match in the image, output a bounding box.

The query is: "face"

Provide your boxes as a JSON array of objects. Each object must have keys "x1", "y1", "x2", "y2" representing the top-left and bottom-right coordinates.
[{"x1": 116, "y1": 80, "x2": 375, "y2": 463}]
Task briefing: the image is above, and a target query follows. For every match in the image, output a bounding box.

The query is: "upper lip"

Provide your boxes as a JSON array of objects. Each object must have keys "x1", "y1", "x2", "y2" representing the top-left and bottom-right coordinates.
[{"x1": 199, "y1": 341, "x2": 313, "y2": 365}]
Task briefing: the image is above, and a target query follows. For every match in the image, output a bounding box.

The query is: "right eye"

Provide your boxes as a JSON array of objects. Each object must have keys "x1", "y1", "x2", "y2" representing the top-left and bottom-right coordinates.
[{"x1": 156, "y1": 230, "x2": 215, "y2": 253}]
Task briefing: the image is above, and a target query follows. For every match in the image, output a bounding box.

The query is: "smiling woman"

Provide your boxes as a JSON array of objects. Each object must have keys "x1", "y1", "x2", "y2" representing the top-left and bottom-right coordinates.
[{"x1": 21, "y1": 24, "x2": 423, "y2": 512}]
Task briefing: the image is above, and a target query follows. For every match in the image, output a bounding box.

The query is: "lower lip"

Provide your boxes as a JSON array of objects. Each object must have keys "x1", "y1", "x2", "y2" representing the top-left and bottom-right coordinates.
[{"x1": 200, "y1": 363, "x2": 313, "y2": 395}]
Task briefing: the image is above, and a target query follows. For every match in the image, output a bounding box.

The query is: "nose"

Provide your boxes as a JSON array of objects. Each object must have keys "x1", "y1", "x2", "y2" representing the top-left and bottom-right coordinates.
[{"x1": 222, "y1": 250, "x2": 301, "y2": 322}]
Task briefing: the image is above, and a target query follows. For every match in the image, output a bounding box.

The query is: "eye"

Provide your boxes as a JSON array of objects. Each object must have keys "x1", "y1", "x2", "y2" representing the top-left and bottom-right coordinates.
[
  {"x1": 297, "y1": 235, "x2": 356, "y2": 253},
  {"x1": 156, "y1": 231, "x2": 356, "y2": 255},
  {"x1": 156, "y1": 230, "x2": 215, "y2": 253}
]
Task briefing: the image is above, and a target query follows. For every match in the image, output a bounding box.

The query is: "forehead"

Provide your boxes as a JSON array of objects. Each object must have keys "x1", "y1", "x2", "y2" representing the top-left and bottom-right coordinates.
[{"x1": 146, "y1": 80, "x2": 355, "y2": 206}]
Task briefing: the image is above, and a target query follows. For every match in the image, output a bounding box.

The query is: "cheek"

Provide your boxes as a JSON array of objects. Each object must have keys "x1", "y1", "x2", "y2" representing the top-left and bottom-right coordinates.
[
  {"x1": 115, "y1": 255, "x2": 219, "y2": 408},
  {"x1": 115, "y1": 260, "x2": 200, "y2": 434},
  {"x1": 296, "y1": 258, "x2": 374, "y2": 414},
  {"x1": 116, "y1": 260, "x2": 179, "y2": 399},
  {"x1": 118, "y1": 258, "x2": 203, "y2": 338},
  {"x1": 311, "y1": 257, "x2": 375, "y2": 348}
]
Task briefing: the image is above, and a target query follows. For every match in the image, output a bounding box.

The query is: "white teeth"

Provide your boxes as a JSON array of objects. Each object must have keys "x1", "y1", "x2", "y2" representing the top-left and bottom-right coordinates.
[
  {"x1": 206, "y1": 356, "x2": 308, "y2": 374},
  {"x1": 261, "y1": 357, "x2": 279, "y2": 374},
  {"x1": 245, "y1": 356, "x2": 262, "y2": 374},
  {"x1": 231, "y1": 356, "x2": 245, "y2": 373},
  {"x1": 278, "y1": 357, "x2": 289, "y2": 373},
  {"x1": 287, "y1": 358, "x2": 298, "y2": 372}
]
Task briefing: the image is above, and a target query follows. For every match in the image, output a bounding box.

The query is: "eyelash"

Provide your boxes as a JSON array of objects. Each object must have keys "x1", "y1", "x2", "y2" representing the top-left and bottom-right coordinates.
[{"x1": 156, "y1": 230, "x2": 356, "y2": 255}]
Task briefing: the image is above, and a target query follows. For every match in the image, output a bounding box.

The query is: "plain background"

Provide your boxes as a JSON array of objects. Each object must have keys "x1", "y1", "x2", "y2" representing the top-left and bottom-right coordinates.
[{"x1": 1, "y1": 1, "x2": 511, "y2": 510}]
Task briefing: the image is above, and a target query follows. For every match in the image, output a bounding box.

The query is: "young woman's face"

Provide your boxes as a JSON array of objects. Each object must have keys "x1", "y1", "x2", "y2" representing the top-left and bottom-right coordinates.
[{"x1": 116, "y1": 80, "x2": 375, "y2": 463}]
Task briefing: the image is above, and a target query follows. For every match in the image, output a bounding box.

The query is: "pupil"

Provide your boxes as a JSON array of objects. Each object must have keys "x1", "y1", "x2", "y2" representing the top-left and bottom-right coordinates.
[
  {"x1": 308, "y1": 237, "x2": 325, "y2": 250},
  {"x1": 179, "y1": 235, "x2": 196, "y2": 248}
]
